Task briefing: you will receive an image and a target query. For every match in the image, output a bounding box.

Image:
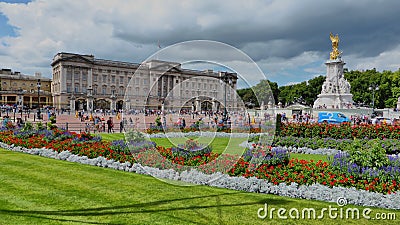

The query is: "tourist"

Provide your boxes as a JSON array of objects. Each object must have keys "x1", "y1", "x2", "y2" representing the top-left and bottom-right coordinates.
[
  {"x1": 107, "y1": 117, "x2": 114, "y2": 133},
  {"x1": 182, "y1": 118, "x2": 186, "y2": 128},
  {"x1": 16, "y1": 118, "x2": 24, "y2": 128},
  {"x1": 120, "y1": 120, "x2": 124, "y2": 133},
  {"x1": 2, "y1": 116, "x2": 9, "y2": 128}
]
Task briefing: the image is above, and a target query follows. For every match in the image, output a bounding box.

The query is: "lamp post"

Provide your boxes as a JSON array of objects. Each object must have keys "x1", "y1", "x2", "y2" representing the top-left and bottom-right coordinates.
[
  {"x1": 87, "y1": 87, "x2": 94, "y2": 121},
  {"x1": 369, "y1": 84, "x2": 379, "y2": 114},
  {"x1": 110, "y1": 90, "x2": 116, "y2": 114},
  {"x1": 221, "y1": 72, "x2": 233, "y2": 122},
  {"x1": 18, "y1": 89, "x2": 24, "y2": 119},
  {"x1": 37, "y1": 79, "x2": 41, "y2": 120}
]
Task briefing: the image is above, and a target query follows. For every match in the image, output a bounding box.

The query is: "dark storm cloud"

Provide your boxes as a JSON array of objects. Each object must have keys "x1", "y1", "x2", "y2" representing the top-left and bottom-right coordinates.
[
  {"x1": 1, "y1": 0, "x2": 400, "y2": 85},
  {"x1": 111, "y1": 0, "x2": 400, "y2": 62}
]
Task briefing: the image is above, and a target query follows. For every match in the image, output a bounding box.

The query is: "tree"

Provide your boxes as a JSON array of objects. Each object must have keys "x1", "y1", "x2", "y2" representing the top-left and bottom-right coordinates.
[{"x1": 237, "y1": 68, "x2": 400, "y2": 109}]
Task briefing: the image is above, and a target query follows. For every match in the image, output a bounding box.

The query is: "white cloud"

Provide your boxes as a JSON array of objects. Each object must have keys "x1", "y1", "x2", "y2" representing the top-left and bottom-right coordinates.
[
  {"x1": 345, "y1": 44, "x2": 400, "y2": 72},
  {"x1": 0, "y1": 0, "x2": 399, "y2": 87},
  {"x1": 284, "y1": 81, "x2": 301, "y2": 86}
]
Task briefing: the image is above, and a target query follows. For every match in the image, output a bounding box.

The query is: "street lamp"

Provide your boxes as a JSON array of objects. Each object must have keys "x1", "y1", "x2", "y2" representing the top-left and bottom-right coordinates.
[
  {"x1": 37, "y1": 79, "x2": 41, "y2": 120},
  {"x1": 221, "y1": 72, "x2": 233, "y2": 122},
  {"x1": 18, "y1": 89, "x2": 24, "y2": 119},
  {"x1": 110, "y1": 90, "x2": 116, "y2": 114},
  {"x1": 87, "y1": 87, "x2": 94, "y2": 121},
  {"x1": 369, "y1": 84, "x2": 379, "y2": 114}
]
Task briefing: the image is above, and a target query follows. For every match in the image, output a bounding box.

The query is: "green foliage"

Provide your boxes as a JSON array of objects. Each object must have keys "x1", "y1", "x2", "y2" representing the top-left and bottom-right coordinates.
[
  {"x1": 273, "y1": 135, "x2": 400, "y2": 154},
  {"x1": 236, "y1": 88, "x2": 257, "y2": 107},
  {"x1": 278, "y1": 76, "x2": 325, "y2": 106},
  {"x1": 21, "y1": 121, "x2": 33, "y2": 131},
  {"x1": 280, "y1": 122, "x2": 400, "y2": 140},
  {"x1": 49, "y1": 115, "x2": 56, "y2": 124},
  {"x1": 125, "y1": 129, "x2": 146, "y2": 142},
  {"x1": 237, "y1": 68, "x2": 400, "y2": 109},
  {"x1": 170, "y1": 139, "x2": 212, "y2": 160},
  {"x1": 275, "y1": 113, "x2": 282, "y2": 136},
  {"x1": 35, "y1": 121, "x2": 45, "y2": 130},
  {"x1": 345, "y1": 139, "x2": 390, "y2": 169},
  {"x1": 236, "y1": 80, "x2": 279, "y2": 107},
  {"x1": 46, "y1": 122, "x2": 57, "y2": 130},
  {"x1": 345, "y1": 68, "x2": 400, "y2": 108},
  {"x1": 155, "y1": 116, "x2": 162, "y2": 126}
]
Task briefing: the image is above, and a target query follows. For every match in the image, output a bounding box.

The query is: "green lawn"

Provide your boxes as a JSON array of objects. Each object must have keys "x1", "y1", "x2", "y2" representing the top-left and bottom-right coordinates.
[
  {"x1": 99, "y1": 133, "x2": 329, "y2": 161},
  {"x1": 290, "y1": 153, "x2": 329, "y2": 162},
  {"x1": 98, "y1": 133, "x2": 125, "y2": 141},
  {"x1": 0, "y1": 148, "x2": 398, "y2": 225}
]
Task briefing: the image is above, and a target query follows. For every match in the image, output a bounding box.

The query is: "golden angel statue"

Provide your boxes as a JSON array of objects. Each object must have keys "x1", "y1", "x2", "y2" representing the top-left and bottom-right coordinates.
[{"x1": 329, "y1": 32, "x2": 341, "y2": 60}]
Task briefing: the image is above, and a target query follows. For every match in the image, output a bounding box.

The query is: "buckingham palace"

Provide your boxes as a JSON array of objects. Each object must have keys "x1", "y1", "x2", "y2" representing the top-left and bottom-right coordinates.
[{"x1": 51, "y1": 52, "x2": 239, "y2": 112}]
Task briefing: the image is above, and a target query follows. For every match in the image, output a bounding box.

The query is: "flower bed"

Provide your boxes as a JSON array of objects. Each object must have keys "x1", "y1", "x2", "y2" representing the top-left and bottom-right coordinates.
[
  {"x1": 144, "y1": 124, "x2": 269, "y2": 134},
  {"x1": 273, "y1": 136, "x2": 400, "y2": 154},
  {"x1": 1, "y1": 127, "x2": 400, "y2": 195},
  {"x1": 280, "y1": 122, "x2": 400, "y2": 139},
  {"x1": 2, "y1": 142, "x2": 400, "y2": 209}
]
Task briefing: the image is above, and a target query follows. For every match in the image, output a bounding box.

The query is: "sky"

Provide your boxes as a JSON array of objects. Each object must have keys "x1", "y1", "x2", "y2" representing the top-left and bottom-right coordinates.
[{"x1": 1, "y1": 0, "x2": 400, "y2": 88}]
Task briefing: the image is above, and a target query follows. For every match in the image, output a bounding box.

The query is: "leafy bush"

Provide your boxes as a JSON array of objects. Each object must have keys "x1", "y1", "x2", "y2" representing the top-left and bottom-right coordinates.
[
  {"x1": 47, "y1": 122, "x2": 57, "y2": 130},
  {"x1": 343, "y1": 139, "x2": 390, "y2": 169},
  {"x1": 280, "y1": 122, "x2": 400, "y2": 140},
  {"x1": 35, "y1": 121, "x2": 45, "y2": 130},
  {"x1": 155, "y1": 116, "x2": 162, "y2": 126},
  {"x1": 22, "y1": 121, "x2": 33, "y2": 131},
  {"x1": 243, "y1": 144, "x2": 289, "y2": 167},
  {"x1": 171, "y1": 139, "x2": 212, "y2": 160},
  {"x1": 125, "y1": 129, "x2": 145, "y2": 142},
  {"x1": 273, "y1": 136, "x2": 400, "y2": 154},
  {"x1": 49, "y1": 115, "x2": 56, "y2": 124},
  {"x1": 128, "y1": 141, "x2": 156, "y2": 153}
]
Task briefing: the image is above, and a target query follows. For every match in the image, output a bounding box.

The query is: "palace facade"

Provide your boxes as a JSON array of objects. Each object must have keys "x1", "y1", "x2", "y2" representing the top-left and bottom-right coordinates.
[
  {"x1": 0, "y1": 69, "x2": 52, "y2": 109},
  {"x1": 51, "y1": 52, "x2": 239, "y2": 112}
]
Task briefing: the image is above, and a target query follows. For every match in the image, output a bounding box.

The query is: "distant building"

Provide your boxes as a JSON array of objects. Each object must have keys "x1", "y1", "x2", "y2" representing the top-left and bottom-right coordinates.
[
  {"x1": 0, "y1": 69, "x2": 52, "y2": 109},
  {"x1": 51, "y1": 52, "x2": 238, "y2": 112}
]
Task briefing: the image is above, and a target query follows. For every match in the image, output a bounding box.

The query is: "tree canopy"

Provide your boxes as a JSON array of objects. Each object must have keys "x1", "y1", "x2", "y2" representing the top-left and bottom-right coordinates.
[{"x1": 237, "y1": 69, "x2": 400, "y2": 109}]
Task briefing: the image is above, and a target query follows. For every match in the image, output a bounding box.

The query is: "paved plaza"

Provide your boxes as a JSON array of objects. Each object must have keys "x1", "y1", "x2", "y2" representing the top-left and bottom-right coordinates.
[{"x1": 0, "y1": 109, "x2": 268, "y2": 134}]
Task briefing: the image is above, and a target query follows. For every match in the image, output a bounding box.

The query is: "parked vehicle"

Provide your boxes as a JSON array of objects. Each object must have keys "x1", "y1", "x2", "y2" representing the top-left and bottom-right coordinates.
[
  {"x1": 318, "y1": 112, "x2": 350, "y2": 124},
  {"x1": 371, "y1": 117, "x2": 392, "y2": 125}
]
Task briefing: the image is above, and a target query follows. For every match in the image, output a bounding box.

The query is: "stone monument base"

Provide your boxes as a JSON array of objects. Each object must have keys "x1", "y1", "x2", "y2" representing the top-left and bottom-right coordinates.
[{"x1": 313, "y1": 93, "x2": 353, "y2": 109}]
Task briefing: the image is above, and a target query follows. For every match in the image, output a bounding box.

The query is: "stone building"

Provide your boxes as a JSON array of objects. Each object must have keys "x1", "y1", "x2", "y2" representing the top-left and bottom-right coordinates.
[
  {"x1": 51, "y1": 52, "x2": 238, "y2": 112},
  {"x1": 0, "y1": 68, "x2": 52, "y2": 109}
]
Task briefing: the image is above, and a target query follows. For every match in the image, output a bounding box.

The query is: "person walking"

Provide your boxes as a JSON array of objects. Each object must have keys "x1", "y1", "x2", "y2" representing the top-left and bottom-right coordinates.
[
  {"x1": 107, "y1": 117, "x2": 114, "y2": 133},
  {"x1": 120, "y1": 120, "x2": 124, "y2": 133}
]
